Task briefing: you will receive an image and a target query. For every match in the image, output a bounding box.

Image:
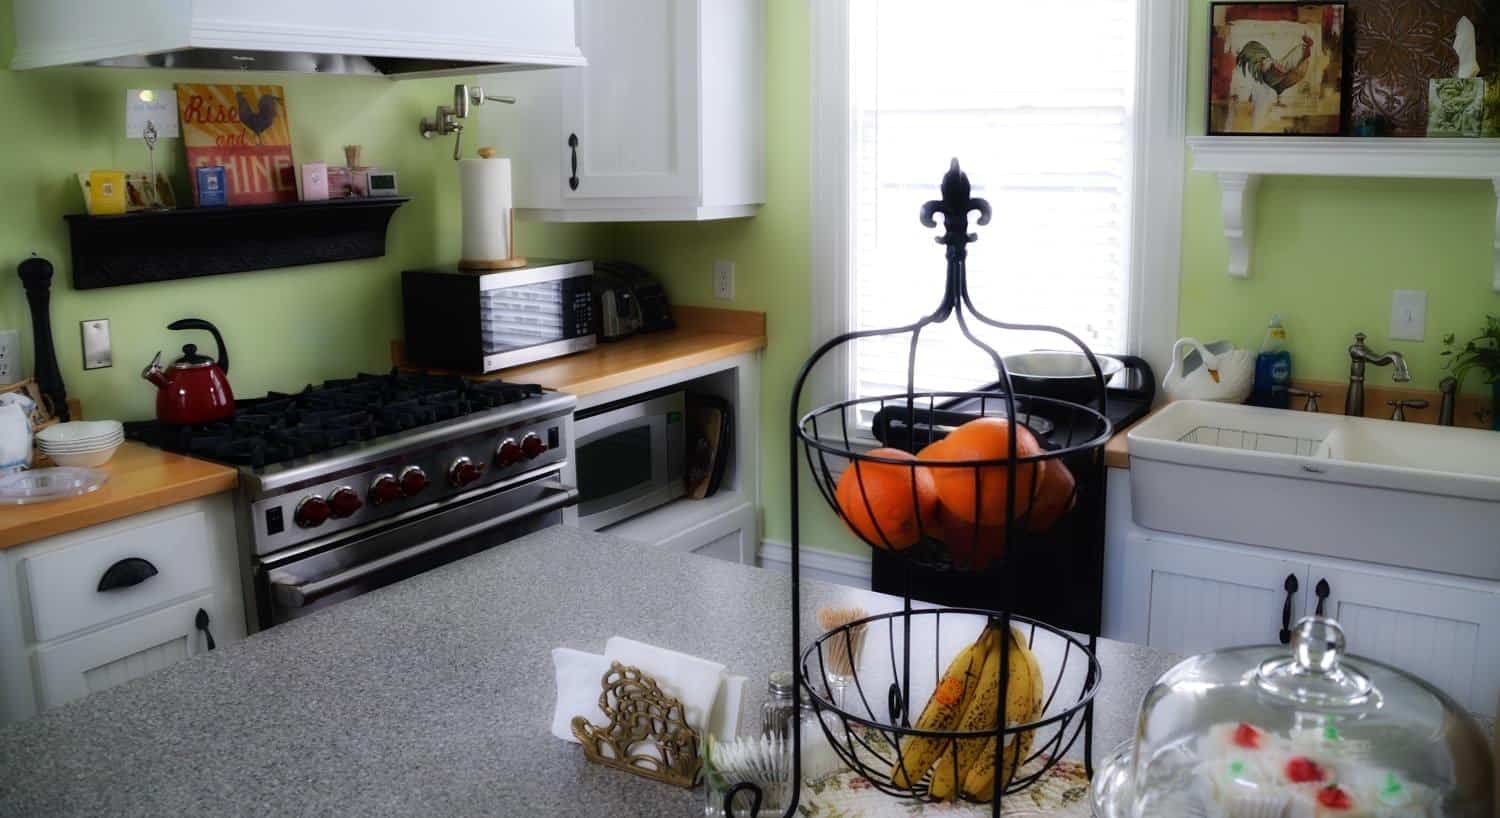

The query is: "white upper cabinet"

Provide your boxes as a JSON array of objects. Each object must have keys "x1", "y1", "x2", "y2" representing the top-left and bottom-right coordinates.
[{"x1": 482, "y1": 0, "x2": 765, "y2": 222}]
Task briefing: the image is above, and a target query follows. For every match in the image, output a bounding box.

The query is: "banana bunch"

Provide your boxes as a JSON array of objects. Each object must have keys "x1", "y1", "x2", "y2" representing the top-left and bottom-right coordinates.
[{"x1": 888, "y1": 623, "x2": 1045, "y2": 802}]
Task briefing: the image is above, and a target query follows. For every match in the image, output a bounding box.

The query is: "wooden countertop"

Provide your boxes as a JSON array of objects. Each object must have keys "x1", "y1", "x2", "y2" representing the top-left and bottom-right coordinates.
[
  {"x1": 0, "y1": 442, "x2": 239, "y2": 550},
  {"x1": 394, "y1": 306, "x2": 767, "y2": 397}
]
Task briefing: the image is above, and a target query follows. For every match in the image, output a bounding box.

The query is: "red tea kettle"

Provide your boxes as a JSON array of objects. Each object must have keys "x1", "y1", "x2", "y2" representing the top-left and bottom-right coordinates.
[{"x1": 142, "y1": 318, "x2": 235, "y2": 425}]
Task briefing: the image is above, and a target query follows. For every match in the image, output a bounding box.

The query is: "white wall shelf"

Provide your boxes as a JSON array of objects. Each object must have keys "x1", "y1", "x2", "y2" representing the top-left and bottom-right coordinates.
[{"x1": 1187, "y1": 136, "x2": 1500, "y2": 289}]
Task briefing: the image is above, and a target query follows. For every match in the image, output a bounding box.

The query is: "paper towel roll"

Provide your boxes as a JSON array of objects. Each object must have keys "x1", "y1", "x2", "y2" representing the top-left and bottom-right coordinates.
[{"x1": 458, "y1": 151, "x2": 525, "y2": 269}]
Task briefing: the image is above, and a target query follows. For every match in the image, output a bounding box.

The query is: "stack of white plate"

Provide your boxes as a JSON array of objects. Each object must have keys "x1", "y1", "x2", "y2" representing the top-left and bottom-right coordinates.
[{"x1": 36, "y1": 421, "x2": 124, "y2": 467}]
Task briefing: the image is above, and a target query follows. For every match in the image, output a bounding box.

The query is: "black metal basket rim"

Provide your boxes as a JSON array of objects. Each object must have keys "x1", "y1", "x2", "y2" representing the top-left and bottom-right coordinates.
[
  {"x1": 798, "y1": 391, "x2": 1113, "y2": 466},
  {"x1": 799, "y1": 607, "x2": 1103, "y2": 739}
]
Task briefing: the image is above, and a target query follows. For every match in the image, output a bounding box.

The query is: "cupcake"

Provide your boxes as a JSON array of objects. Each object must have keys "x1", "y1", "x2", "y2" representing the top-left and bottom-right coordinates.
[{"x1": 1193, "y1": 757, "x2": 1295, "y2": 818}]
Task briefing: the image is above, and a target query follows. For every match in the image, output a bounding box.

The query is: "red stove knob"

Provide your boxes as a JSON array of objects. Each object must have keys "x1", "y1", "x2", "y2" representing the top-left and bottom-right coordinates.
[
  {"x1": 369, "y1": 474, "x2": 403, "y2": 505},
  {"x1": 449, "y1": 456, "x2": 485, "y2": 487},
  {"x1": 294, "y1": 496, "x2": 331, "y2": 529},
  {"x1": 521, "y1": 433, "x2": 548, "y2": 460},
  {"x1": 399, "y1": 466, "x2": 429, "y2": 497},
  {"x1": 496, "y1": 438, "x2": 523, "y2": 467},
  {"x1": 327, "y1": 486, "x2": 363, "y2": 519}
]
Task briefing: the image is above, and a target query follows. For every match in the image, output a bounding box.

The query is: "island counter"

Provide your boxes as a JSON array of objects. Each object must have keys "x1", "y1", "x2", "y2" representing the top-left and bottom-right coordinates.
[{"x1": 0, "y1": 526, "x2": 1178, "y2": 817}]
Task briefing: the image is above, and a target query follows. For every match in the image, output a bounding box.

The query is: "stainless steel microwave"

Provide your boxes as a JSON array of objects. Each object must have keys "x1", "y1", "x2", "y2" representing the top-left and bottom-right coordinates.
[
  {"x1": 575, "y1": 391, "x2": 686, "y2": 530},
  {"x1": 402, "y1": 259, "x2": 596, "y2": 373}
]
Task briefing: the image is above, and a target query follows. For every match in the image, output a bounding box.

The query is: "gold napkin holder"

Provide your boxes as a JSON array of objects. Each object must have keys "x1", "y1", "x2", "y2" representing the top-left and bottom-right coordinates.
[{"x1": 571, "y1": 661, "x2": 702, "y2": 789}]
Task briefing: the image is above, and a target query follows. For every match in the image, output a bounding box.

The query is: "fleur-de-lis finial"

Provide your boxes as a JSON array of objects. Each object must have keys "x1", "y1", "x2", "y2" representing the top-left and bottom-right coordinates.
[{"x1": 920, "y1": 159, "x2": 992, "y2": 263}]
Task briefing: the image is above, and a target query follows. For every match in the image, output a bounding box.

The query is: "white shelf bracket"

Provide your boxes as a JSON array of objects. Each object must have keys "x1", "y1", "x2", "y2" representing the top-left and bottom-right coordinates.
[
  {"x1": 1216, "y1": 172, "x2": 1259, "y2": 279},
  {"x1": 1492, "y1": 178, "x2": 1500, "y2": 293}
]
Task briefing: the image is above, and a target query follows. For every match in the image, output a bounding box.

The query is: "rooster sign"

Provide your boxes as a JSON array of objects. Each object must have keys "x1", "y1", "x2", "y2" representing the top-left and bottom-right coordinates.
[
  {"x1": 1209, "y1": 3, "x2": 1346, "y2": 135},
  {"x1": 176, "y1": 83, "x2": 298, "y2": 205}
]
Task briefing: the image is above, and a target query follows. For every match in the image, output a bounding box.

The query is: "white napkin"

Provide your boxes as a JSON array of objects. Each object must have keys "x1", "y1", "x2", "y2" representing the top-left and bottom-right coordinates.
[
  {"x1": 708, "y1": 673, "x2": 748, "y2": 743},
  {"x1": 550, "y1": 648, "x2": 610, "y2": 743},
  {"x1": 604, "y1": 637, "x2": 726, "y2": 736}
]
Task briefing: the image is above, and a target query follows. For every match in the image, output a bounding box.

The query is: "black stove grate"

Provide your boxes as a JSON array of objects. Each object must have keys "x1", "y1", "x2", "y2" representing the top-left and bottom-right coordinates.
[{"x1": 126, "y1": 368, "x2": 544, "y2": 468}]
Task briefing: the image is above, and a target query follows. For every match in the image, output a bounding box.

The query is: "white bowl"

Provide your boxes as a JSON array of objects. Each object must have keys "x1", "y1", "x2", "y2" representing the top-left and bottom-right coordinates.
[
  {"x1": 39, "y1": 435, "x2": 124, "y2": 453},
  {"x1": 46, "y1": 441, "x2": 120, "y2": 467},
  {"x1": 39, "y1": 432, "x2": 123, "y2": 447},
  {"x1": 36, "y1": 421, "x2": 124, "y2": 445}
]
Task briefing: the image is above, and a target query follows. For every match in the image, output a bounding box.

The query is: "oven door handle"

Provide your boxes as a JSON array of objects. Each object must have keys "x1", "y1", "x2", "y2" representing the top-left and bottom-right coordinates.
[{"x1": 270, "y1": 482, "x2": 578, "y2": 609}]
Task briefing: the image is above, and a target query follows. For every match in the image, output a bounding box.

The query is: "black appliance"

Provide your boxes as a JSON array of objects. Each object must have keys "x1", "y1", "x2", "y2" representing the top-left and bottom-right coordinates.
[
  {"x1": 402, "y1": 259, "x2": 595, "y2": 373},
  {"x1": 869, "y1": 355, "x2": 1155, "y2": 636}
]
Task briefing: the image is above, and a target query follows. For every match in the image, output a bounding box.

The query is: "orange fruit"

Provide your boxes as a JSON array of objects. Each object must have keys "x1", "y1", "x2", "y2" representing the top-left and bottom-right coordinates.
[
  {"x1": 1027, "y1": 458, "x2": 1076, "y2": 533},
  {"x1": 937, "y1": 503, "x2": 1007, "y2": 570},
  {"x1": 919, "y1": 418, "x2": 1043, "y2": 528},
  {"x1": 834, "y1": 448, "x2": 938, "y2": 549}
]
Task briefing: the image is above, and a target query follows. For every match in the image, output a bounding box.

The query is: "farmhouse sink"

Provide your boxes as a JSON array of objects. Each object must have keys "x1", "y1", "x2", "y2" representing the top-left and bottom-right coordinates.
[{"x1": 1127, "y1": 400, "x2": 1500, "y2": 580}]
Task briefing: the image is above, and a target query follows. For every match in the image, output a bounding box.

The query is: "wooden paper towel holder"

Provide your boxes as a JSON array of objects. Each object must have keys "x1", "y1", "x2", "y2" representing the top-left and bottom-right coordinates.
[{"x1": 458, "y1": 147, "x2": 528, "y2": 271}]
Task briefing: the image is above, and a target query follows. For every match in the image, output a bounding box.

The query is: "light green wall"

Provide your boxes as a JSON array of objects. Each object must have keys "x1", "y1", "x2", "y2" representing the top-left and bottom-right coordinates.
[
  {"x1": 0, "y1": 0, "x2": 605, "y2": 421},
  {"x1": 616, "y1": 0, "x2": 1500, "y2": 555},
  {"x1": 1179, "y1": 0, "x2": 1500, "y2": 392}
]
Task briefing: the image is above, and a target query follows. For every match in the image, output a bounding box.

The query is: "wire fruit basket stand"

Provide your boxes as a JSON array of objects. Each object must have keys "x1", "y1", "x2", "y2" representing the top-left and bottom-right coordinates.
[{"x1": 724, "y1": 160, "x2": 1113, "y2": 817}]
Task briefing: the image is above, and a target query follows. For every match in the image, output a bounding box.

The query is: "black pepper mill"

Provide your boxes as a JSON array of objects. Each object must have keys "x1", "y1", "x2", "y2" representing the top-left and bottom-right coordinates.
[{"x1": 17, "y1": 255, "x2": 69, "y2": 422}]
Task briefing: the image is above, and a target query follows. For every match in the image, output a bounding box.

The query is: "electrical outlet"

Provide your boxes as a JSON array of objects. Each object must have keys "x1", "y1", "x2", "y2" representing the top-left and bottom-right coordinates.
[
  {"x1": 1389, "y1": 290, "x2": 1426, "y2": 342},
  {"x1": 0, "y1": 329, "x2": 18, "y2": 385},
  {"x1": 713, "y1": 260, "x2": 735, "y2": 301},
  {"x1": 81, "y1": 319, "x2": 113, "y2": 370}
]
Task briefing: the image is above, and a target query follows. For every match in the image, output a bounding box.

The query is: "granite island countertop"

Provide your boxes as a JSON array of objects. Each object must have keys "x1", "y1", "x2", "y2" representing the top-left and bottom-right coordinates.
[{"x1": 0, "y1": 526, "x2": 1180, "y2": 817}]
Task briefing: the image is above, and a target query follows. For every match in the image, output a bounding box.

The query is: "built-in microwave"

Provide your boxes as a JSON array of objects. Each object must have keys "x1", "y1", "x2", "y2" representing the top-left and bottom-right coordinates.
[
  {"x1": 574, "y1": 390, "x2": 686, "y2": 530},
  {"x1": 402, "y1": 259, "x2": 596, "y2": 373}
]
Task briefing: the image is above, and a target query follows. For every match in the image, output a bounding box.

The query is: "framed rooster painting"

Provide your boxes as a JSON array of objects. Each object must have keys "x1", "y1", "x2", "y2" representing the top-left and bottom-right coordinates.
[
  {"x1": 1208, "y1": 2, "x2": 1348, "y2": 135},
  {"x1": 176, "y1": 84, "x2": 298, "y2": 205}
]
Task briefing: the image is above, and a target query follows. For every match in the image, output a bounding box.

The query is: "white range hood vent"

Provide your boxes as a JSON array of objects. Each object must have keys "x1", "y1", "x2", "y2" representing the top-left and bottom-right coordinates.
[{"x1": 10, "y1": 0, "x2": 585, "y2": 77}]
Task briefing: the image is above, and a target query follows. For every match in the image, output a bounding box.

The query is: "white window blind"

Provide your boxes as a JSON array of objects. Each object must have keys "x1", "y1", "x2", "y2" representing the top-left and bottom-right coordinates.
[{"x1": 848, "y1": 0, "x2": 1140, "y2": 410}]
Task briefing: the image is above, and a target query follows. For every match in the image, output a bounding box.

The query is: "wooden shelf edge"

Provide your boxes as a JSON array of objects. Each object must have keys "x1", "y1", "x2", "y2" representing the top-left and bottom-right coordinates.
[
  {"x1": 1187, "y1": 138, "x2": 1500, "y2": 284},
  {"x1": 67, "y1": 197, "x2": 410, "y2": 290}
]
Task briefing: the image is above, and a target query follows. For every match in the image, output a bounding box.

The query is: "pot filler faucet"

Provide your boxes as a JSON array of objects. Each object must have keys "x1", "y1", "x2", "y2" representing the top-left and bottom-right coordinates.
[{"x1": 1345, "y1": 332, "x2": 1410, "y2": 417}]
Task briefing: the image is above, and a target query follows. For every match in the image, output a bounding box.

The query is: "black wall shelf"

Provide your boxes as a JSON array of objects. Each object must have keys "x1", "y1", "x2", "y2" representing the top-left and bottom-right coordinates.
[{"x1": 64, "y1": 197, "x2": 410, "y2": 290}]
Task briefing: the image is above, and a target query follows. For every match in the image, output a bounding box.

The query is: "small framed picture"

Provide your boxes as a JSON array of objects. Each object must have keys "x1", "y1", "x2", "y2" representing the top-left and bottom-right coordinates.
[{"x1": 1208, "y1": 2, "x2": 1348, "y2": 136}]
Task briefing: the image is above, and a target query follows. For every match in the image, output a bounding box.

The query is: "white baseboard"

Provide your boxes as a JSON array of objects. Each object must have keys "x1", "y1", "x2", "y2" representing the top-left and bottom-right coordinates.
[{"x1": 757, "y1": 540, "x2": 871, "y2": 589}]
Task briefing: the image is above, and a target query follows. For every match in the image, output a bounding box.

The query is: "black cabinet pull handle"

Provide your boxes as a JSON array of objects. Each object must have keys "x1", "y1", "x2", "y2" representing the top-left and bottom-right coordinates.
[
  {"x1": 1315, "y1": 579, "x2": 1330, "y2": 617},
  {"x1": 1278, "y1": 573, "x2": 1299, "y2": 645},
  {"x1": 195, "y1": 608, "x2": 216, "y2": 651},
  {"x1": 567, "y1": 133, "x2": 580, "y2": 190},
  {"x1": 97, "y1": 558, "x2": 158, "y2": 592}
]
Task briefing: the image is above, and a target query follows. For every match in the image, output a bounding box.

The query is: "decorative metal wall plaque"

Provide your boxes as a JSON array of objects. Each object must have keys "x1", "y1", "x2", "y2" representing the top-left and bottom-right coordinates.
[{"x1": 571, "y1": 662, "x2": 702, "y2": 789}]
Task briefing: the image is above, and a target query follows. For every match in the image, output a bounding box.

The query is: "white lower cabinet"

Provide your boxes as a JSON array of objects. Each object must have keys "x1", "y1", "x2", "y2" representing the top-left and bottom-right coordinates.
[
  {"x1": 32, "y1": 594, "x2": 221, "y2": 710},
  {"x1": 0, "y1": 495, "x2": 244, "y2": 721},
  {"x1": 1131, "y1": 533, "x2": 1308, "y2": 658},
  {"x1": 1311, "y1": 563, "x2": 1500, "y2": 717},
  {"x1": 1104, "y1": 468, "x2": 1500, "y2": 716}
]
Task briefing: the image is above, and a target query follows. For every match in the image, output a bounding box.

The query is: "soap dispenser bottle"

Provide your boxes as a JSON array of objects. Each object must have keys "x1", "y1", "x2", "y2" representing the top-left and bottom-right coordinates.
[{"x1": 1250, "y1": 315, "x2": 1291, "y2": 409}]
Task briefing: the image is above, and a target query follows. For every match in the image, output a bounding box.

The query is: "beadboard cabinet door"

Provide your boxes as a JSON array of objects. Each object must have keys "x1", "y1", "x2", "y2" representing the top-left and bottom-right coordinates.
[
  {"x1": 1311, "y1": 563, "x2": 1500, "y2": 716},
  {"x1": 1135, "y1": 534, "x2": 1309, "y2": 657},
  {"x1": 32, "y1": 595, "x2": 222, "y2": 711}
]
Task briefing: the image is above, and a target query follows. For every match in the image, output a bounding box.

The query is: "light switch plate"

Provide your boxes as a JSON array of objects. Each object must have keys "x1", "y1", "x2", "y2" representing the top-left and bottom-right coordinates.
[
  {"x1": 81, "y1": 319, "x2": 112, "y2": 370},
  {"x1": 1389, "y1": 290, "x2": 1426, "y2": 342},
  {"x1": 713, "y1": 260, "x2": 735, "y2": 301}
]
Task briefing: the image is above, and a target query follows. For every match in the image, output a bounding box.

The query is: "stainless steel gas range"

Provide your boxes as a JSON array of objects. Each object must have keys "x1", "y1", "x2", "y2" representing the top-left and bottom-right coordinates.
[{"x1": 127, "y1": 371, "x2": 578, "y2": 631}]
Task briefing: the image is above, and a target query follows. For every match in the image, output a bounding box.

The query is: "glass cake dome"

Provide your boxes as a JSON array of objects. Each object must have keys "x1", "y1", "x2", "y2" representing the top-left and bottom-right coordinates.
[{"x1": 1092, "y1": 617, "x2": 1494, "y2": 817}]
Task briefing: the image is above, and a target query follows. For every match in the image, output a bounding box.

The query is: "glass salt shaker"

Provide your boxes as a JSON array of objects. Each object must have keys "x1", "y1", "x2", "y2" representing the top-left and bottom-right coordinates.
[{"x1": 760, "y1": 671, "x2": 797, "y2": 740}]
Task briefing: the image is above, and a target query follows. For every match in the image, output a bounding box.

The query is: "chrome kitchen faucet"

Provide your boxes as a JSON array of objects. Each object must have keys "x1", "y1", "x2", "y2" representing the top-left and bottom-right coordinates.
[{"x1": 1345, "y1": 332, "x2": 1410, "y2": 417}]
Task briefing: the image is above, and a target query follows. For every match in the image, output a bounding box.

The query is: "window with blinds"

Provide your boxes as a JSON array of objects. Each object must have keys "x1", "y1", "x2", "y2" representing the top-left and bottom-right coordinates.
[{"x1": 847, "y1": 0, "x2": 1140, "y2": 413}]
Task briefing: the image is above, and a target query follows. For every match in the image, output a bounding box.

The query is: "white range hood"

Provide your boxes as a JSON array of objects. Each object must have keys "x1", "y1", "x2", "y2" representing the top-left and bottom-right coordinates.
[{"x1": 10, "y1": 0, "x2": 585, "y2": 77}]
